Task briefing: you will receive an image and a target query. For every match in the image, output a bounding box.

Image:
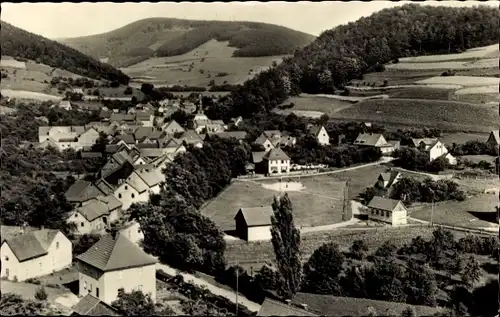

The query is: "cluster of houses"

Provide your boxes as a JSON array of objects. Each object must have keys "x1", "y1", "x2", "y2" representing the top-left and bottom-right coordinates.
[{"x1": 0, "y1": 225, "x2": 157, "y2": 315}]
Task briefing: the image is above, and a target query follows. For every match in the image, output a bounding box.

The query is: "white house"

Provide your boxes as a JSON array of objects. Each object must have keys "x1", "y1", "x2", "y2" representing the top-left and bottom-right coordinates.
[
  {"x1": 38, "y1": 126, "x2": 100, "y2": 151},
  {"x1": 353, "y1": 133, "x2": 394, "y2": 155},
  {"x1": 119, "y1": 221, "x2": 144, "y2": 246},
  {"x1": 411, "y1": 138, "x2": 456, "y2": 165},
  {"x1": 113, "y1": 167, "x2": 164, "y2": 210},
  {"x1": 68, "y1": 196, "x2": 123, "y2": 235},
  {"x1": 367, "y1": 196, "x2": 408, "y2": 226},
  {"x1": 75, "y1": 233, "x2": 157, "y2": 305},
  {"x1": 263, "y1": 148, "x2": 291, "y2": 174},
  {"x1": 1, "y1": 228, "x2": 73, "y2": 281},
  {"x1": 234, "y1": 206, "x2": 274, "y2": 241},
  {"x1": 375, "y1": 170, "x2": 402, "y2": 189},
  {"x1": 308, "y1": 125, "x2": 330, "y2": 145}
]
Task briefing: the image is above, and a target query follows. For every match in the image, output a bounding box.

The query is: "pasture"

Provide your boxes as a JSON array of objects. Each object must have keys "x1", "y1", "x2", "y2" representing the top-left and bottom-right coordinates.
[
  {"x1": 387, "y1": 87, "x2": 453, "y2": 100},
  {"x1": 280, "y1": 95, "x2": 354, "y2": 116},
  {"x1": 415, "y1": 76, "x2": 499, "y2": 88},
  {"x1": 1, "y1": 89, "x2": 62, "y2": 101},
  {"x1": 409, "y1": 194, "x2": 499, "y2": 230},
  {"x1": 397, "y1": 45, "x2": 499, "y2": 63},
  {"x1": 386, "y1": 58, "x2": 498, "y2": 70},
  {"x1": 331, "y1": 98, "x2": 499, "y2": 133},
  {"x1": 439, "y1": 132, "x2": 488, "y2": 145},
  {"x1": 121, "y1": 39, "x2": 286, "y2": 87}
]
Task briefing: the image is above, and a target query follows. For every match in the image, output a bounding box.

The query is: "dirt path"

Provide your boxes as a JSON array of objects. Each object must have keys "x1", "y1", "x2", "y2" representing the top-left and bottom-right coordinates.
[{"x1": 155, "y1": 262, "x2": 261, "y2": 312}]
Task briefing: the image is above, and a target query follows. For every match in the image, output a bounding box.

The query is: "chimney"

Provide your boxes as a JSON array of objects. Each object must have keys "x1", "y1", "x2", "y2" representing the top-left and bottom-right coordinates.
[
  {"x1": 285, "y1": 299, "x2": 292, "y2": 305},
  {"x1": 300, "y1": 304, "x2": 308, "y2": 310}
]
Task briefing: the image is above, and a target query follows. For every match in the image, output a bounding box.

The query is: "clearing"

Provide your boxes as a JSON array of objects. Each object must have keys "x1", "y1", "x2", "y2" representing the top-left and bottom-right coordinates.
[
  {"x1": 122, "y1": 39, "x2": 286, "y2": 87},
  {"x1": 409, "y1": 194, "x2": 499, "y2": 230},
  {"x1": 331, "y1": 98, "x2": 499, "y2": 133},
  {"x1": 278, "y1": 94, "x2": 354, "y2": 116}
]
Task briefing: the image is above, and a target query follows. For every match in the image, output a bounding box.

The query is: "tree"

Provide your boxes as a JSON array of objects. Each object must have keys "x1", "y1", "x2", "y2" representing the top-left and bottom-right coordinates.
[
  {"x1": 401, "y1": 306, "x2": 416, "y2": 317},
  {"x1": 0, "y1": 293, "x2": 61, "y2": 316},
  {"x1": 404, "y1": 262, "x2": 438, "y2": 306},
  {"x1": 111, "y1": 288, "x2": 169, "y2": 316},
  {"x1": 460, "y1": 256, "x2": 481, "y2": 288},
  {"x1": 181, "y1": 299, "x2": 230, "y2": 316},
  {"x1": 34, "y1": 286, "x2": 48, "y2": 301},
  {"x1": 254, "y1": 265, "x2": 278, "y2": 290},
  {"x1": 374, "y1": 241, "x2": 398, "y2": 258},
  {"x1": 270, "y1": 194, "x2": 302, "y2": 299},
  {"x1": 350, "y1": 239, "x2": 369, "y2": 260},
  {"x1": 303, "y1": 242, "x2": 345, "y2": 295},
  {"x1": 73, "y1": 233, "x2": 101, "y2": 256},
  {"x1": 124, "y1": 86, "x2": 133, "y2": 95}
]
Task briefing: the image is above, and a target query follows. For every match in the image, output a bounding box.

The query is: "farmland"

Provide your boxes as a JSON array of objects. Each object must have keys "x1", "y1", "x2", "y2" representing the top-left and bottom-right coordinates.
[
  {"x1": 409, "y1": 194, "x2": 499, "y2": 230},
  {"x1": 330, "y1": 98, "x2": 499, "y2": 133},
  {"x1": 386, "y1": 87, "x2": 453, "y2": 100},
  {"x1": 397, "y1": 44, "x2": 499, "y2": 63},
  {"x1": 278, "y1": 95, "x2": 354, "y2": 116},
  {"x1": 439, "y1": 132, "x2": 488, "y2": 145},
  {"x1": 415, "y1": 76, "x2": 499, "y2": 87},
  {"x1": 122, "y1": 39, "x2": 287, "y2": 87}
]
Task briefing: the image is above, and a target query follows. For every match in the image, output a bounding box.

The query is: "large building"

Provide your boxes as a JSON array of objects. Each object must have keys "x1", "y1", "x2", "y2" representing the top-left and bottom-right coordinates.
[
  {"x1": 234, "y1": 206, "x2": 274, "y2": 241},
  {"x1": 75, "y1": 233, "x2": 158, "y2": 305},
  {"x1": 1, "y1": 228, "x2": 73, "y2": 281},
  {"x1": 367, "y1": 196, "x2": 408, "y2": 226}
]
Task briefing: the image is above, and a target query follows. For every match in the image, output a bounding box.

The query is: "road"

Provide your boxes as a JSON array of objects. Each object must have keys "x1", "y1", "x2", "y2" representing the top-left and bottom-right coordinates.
[
  {"x1": 239, "y1": 157, "x2": 395, "y2": 181},
  {"x1": 155, "y1": 261, "x2": 261, "y2": 312}
]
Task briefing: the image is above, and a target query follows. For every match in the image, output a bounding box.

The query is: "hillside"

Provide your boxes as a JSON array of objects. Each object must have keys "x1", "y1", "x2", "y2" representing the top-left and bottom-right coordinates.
[
  {"x1": 59, "y1": 18, "x2": 315, "y2": 68},
  {"x1": 0, "y1": 21, "x2": 130, "y2": 85},
  {"x1": 212, "y1": 3, "x2": 499, "y2": 124}
]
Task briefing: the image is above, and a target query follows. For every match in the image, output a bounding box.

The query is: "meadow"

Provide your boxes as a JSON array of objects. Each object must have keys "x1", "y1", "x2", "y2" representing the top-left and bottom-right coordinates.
[
  {"x1": 397, "y1": 44, "x2": 499, "y2": 63},
  {"x1": 386, "y1": 58, "x2": 498, "y2": 70},
  {"x1": 439, "y1": 132, "x2": 488, "y2": 145},
  {"x1": 279, "y1": 95, "x2": 354, "y2": 116},
  {"x1": 331, "y1": 98, "x2": 499, "y2": 133},
  {"x1": 415, "y1": 76, "x2": 499, "y2": 87},
  {"x1": 121, "y1": 39, "x2": 286, "y2": 87},
  {"x1": 409, "y1": 194, "x2": 498, "y2": 230}
]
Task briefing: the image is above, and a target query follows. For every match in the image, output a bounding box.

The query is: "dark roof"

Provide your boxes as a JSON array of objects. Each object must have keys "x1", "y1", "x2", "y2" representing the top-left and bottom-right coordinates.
[
  {"x1": 135, "y1": 112, "x2": 152, "y2": 120},
  {"x1": 81, "y1": 152, "x2": 103, "y2": 159},
  {"x1": 65, "y1": 180, "x2": 103, "y2": 203},
  {"x1": 291, "y1": 293, "x2": 442, "y2": 317},
  {"x1": 134, "y1": 127, "x2": 155, "y2": 140},
  {"x1": 367, "y1": 196, "x2": 404, "y2": 211},
  {"x1": 99, "y1": 110, "x2": 112, "y2": 119},
  {"x1": 354, "y1": 133, "x2": 385, "y2": 146},
  {"x1": 209, "y1": 131, "x2": 248, "y2": 140},
  {"x1": 76, "y1": 233, "x2": 157, "y2": 272},
  {"x1": 110, "y1": 113, "x2": 135, "y2": 122},
  {"x1": 257, "y1": 298, "x2": 317, "y2": 316},
  {"x1": 235, "y1": 206, "x2": 274, "y2": 227},
  {"x1": 95, "y1": 179, "x2": 115, "y2": 195},
  {"x1": 411, "y1": 138, "x2": 439, "y2": 148},
  {"x1": 76, "y1": 196, "x2": 122, "y2": 222},
  {"x1": 115, "y1": 134, "x2": 135, "y2": 145},
  {"x1": 180, "y1": 130, "x2": 203, "y2": 144},
  {"x1": 378, "y1": 171, "x2": 401, "y2": 188},
  {"x1": 308, "y1": 125, "x2": 325, "y2": 137},
  {"x1": 2, "y1": 229, "x2": 60, "y2": 262},
  {"x1": 135, "y1": 142, "x2": 159, "y2": 149},
  {"x1": 72, "y1": 294, "x2": 121, "y2": 316},
  {"x1": 252, "y1": 151, "x2": 267, "y2": 164},
  {"x1": 263, "y1": 148, "x2": 290, "y2": 161}
]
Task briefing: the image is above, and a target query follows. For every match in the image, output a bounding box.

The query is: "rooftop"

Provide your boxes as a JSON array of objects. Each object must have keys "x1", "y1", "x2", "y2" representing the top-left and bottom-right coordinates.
[
  {"x1": 367, "y1": 196, "x2": 404, "y2": 212},
  {"x1": 235, "y1": 206, "x2": 274, "y2": 227},
  {"x1": 2, "y1": 229, "x2": 60, "y2": 262}
]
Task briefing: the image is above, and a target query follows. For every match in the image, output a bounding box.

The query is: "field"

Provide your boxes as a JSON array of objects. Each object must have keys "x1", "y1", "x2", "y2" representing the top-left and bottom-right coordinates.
[
  {"x1": 439, "y1": 132, "x2": 488, "y2": 145},
  {"x1": 330, "y1": 99, "x2": 499, "y2": 133},
  {"x1": 386, "y1": 58, "x2": 498, "y2": 70},
  {"x1": 1, "y1": 89, "x2": 62, "y2": 101},
  {"x1": 416, "y1": 76, "x2": 499, "y2": 87},
  {"x1": 278, "y1": 95, "x2": 354, "y2": 117},
  {"x1": 386, "y1": 87, "x2": 453, "y2": 100},
  {"x1": 397, "y1": 45, "x2": 499, "y2": 63},
  {"x1": 122, "y1": 40, "x2": 286, "y2": 87},
  {"x1": 409, "y1": 194, "x2": 499, "y2": 230}
]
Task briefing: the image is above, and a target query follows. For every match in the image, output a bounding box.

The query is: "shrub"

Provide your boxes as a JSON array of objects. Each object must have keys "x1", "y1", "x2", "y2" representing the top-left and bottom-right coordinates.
[
  {"x1": 25, "y1": 278, "x2": 41, "y2": 285},
  {"x1": 123, "y1": 86, "x2": 133, "y2": 95},
  {"x1": 35, "y1": 286, "x2": 48, "y2": 301}
]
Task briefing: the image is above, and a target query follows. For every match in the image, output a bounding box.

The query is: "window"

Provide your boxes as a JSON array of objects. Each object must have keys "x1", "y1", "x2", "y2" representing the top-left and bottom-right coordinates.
[
  {"x1": 137, "y1": 228, "x2": 141, "y2": 233},
  {"x1": 74, "y1": 214, "x2": 78, "y2": 218},
  {"x1": 56, "y1": 242, "x2": 59, "y2": 249},
  {"x1": 89, "y1": 284, "x2": 93, "y2": 291},
  {"x1": 118, "y1": 193, "x2": 122, "y2": 199},
  {"x1": 80, "y1": 222, "x2": 84, "y2": 227},
  {"x1": 96, "y1": 287, "x2": 100, "y2": 298},
  {"x1": 5, "y1": 256, "x2": 8, "y2": 261},
  {"x1": 131, "y1": 193, "x2": 135, "y2": 198},
  {"x1": 125, "y1": 185, "x2": 128, "y2": 190}
]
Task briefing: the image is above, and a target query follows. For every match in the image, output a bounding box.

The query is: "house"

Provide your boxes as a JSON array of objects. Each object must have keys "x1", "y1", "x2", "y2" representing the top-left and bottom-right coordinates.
[
  {"x1": 135, "y1": 112, "x2": 154, "y2": 127},
  {"x1": 263, "y1": 148, "x2": 291, "y2": 175},
  {"x1": 375, "y1": 170, "x2": 402, "y2": 189},
  {"x1": 65, "y1": 180, "x2": 106, "y2": 205},
  {"x1": 109, "y1": 113, "x2": 136, "y2": 125},
  {"x1": 367, "y1": 196, "x2": 408, "y2": 226},
  {"x1": 1, "y1": 229, "x2": 72, "y2": 282},
  {"x1": 68, "y1": 196, "x2": 123, "y2": 235},
  {"x1": 486, "y1": 130, "x2": 499, "y2": 146},
  {"x1": 58, "y1": 100, "x2": 73, "y2": 111},
  {"x1": 234, "y1": 206, "x2": 274, "y2": 241},
  {"x1": 353, "y1": 133, "x2": 394, "y2": 155},
  {"x1": 99, "y1": 110, "x2": 112, "y2": 122},
  {"x1": 73, "y1": 88, "x2": 84, "y2": 95},
  {"x1": 411, "y1": 138, "x2": 456, "y2": 165},
  {"x1": 387, "y1": 140, "x2": 401, "y2": 151},
  {"x1": 113, "y1": 167, "x2": 164, "y2": 210},
  {"x1": 71, "y1": 294, "x2": 121, "y2": 316},
  {"x1": 161, "y1": 120, "x2": 185, "y2": 135},
  {"x1": 118, "y1": 220, "x2": 144, "y2": 246},
  {"x1": 75, "y1": 233, "x2": 157, "y2": 305},
  {"x1": 178, "y1": 130, "x2": 204, "y2": 148},
  {"x1": 308, "y1": 125, "x2": 330, "y2": 145},
  {"x1": 257, "y1": 298, "x2": 317, "y2": 316},
  {"x1": 254, "y1": 133, "x2": 275, "y2": 151},
  {"x1": 38, "y1": 126, "x2": 100, "y2": 151}
]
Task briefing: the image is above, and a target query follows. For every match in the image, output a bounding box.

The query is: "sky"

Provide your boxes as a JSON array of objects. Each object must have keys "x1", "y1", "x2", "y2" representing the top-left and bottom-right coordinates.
[{"x1": 2, "y1": 1, "x2": 499, "y2": 39}]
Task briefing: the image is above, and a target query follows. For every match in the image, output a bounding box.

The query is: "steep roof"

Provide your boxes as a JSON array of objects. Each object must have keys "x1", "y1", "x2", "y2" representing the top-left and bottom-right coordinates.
[
  {"x1": 162, "y1": 120, "x2": 185, "y2": 133},
  {"x1": 72, "y1": 294, "x2": 121, "y2": 316},
  {"x1": 75, "y1": 233, "x2": 157, "y2": 272},
  {"x1": 291, "y1": 293, "x2": 441, "y2": 317},
  {"x1": 263, "y1": 148, "x2": 290, "y2": 161},
  {"x1": 110, "y1": 113, "x2": 135, "y2": 122},
  {"x1": 134, "y1": 127, "x2": 155, "y2": 140},
  {"x1": 411, "y1": 138, "x2": 439, "y2": 147},
  {"x1": 354, "y1": 133, "x2": 385, "y2": 146},
  {"x1": 180, "y1": 130, "x2": 203, "y2": 144},
  {"x1": 125, "y1": 172, "x2": 149, "y2": 193},
  {"x1": 95, "y1": 179, "x2": 115, "y2": 195},
  {"x1": 257, "y1": 298, "x2": 317, "y2": 316},
  {"x1": 308, "y1": 125, "x2": 324, "y2": 137},
  {"x1": 135, "y1": 167, "x2": 164, "y2": 187},
  {"x1": 254, "y1": 133, "x2": 271, "y2": 146},
  {"x1": 489, "y1": 130, "x2": 499, "y2": 144},
  {"x1": 367, "y1": 196, "x2": 404, "y2": 212},
  {"x1": 2, "y1": 229, "x2": 60, "y2": 262},
  {"x1": 76, "y1": 196, "x2": 122, "y2": 222},
  {"x1": 65, "y1": 180, "x2": 103, "y2": 203},
  {"x1": 378, "y1": 170, "x2": 401, "y2": 187},
  {"x1": 235, "y1": 206, "x2": 274, "y2": 227},
  {"x1": 140, "y1": 148, "x2": 167, "y2": 158}
]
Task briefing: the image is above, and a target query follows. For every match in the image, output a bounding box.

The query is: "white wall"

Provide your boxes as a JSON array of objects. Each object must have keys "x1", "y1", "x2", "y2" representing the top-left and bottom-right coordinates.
[
  {"x1": 102, "y1": 264, "x2": 157, "y2": 304},
  {"x1": 119, "y1": 222, "x2": 144, "y2": 246},
  {"x1": 316, "y1": 127, "x2": 330, "y2": 145},
  {"x1": 247, "y1": 226, "x2": 272, "y2": 241},
  {"x1": 113, "y1": 182, "x2": 149, "y2": 210},
  {"x1": 268, "y1": 159, "x2": 290, "y2": 174},
  {"x1": 429, "y1": 142, "x2": 449, "y2": 161}
]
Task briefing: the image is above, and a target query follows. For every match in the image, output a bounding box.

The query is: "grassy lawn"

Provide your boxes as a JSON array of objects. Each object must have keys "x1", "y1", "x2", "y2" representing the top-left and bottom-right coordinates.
[
  {"x1": 37, "y1": 267, "x2": 79, "y2": 285},
  {"x1": 201, "y1": 178, "x2": 346, "y2": 232},
  {"x1": 1, "y1": 280, "x2": 70, "y2": 301},
  {"x1": 281, "y1": 95, "x2": 354, "y2": 116},
  {"x1": 452, "y1": 176, "x2": 499, "y2": 195},
  {"x1": 331, "y1": 98, "x2": 499, "y2": 133},
  {"x1": 409, "y1": 194, "x2": 499, "y2": 229}
]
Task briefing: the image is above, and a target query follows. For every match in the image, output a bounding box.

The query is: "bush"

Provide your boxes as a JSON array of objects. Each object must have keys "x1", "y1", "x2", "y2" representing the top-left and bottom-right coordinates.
[
  {"x1": 25, "y1": 278, "x2": 41, "y2": 285},
  {"x1": 123, "y1": 86, "x2": 133, "y2": 95},
  {"x1": 35, "y1": 286, "x2": 48, "y2": 301}
]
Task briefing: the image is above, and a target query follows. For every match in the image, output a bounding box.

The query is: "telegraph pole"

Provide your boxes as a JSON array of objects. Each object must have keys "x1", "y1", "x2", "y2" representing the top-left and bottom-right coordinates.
[{"x1": 235, "y1": 261, "x2": 239, "y2": 316}]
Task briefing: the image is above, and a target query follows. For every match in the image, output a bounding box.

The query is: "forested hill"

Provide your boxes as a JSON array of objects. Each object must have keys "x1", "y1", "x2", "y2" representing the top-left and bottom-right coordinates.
[
  {"x1": 59, "y1": 18, "x2": 315, "y2": 67},
  {"x1": 0, "y1": 21, "x2": 130, "y2": 85},
  {"x1": 213, "y1": 4, "x2": 499, "y2": 119}
]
